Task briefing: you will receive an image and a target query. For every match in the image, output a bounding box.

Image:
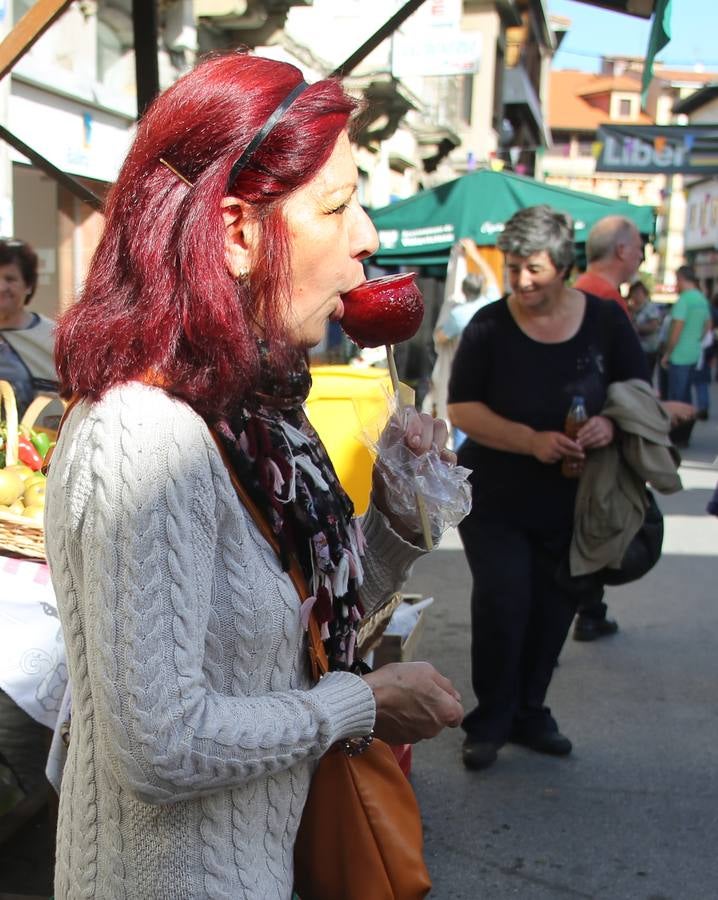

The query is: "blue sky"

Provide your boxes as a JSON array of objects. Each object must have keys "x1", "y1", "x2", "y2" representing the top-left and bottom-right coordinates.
[{"x1": 548, "y1": 0, "x2": 718, "y2": 72}]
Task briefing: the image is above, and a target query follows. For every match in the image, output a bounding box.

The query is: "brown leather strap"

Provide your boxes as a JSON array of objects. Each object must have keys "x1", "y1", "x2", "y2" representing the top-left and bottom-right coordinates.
[
  {"x1": 208, "y1": 431, "x2": 330, "y2": 680},
  {"x1": 41, "y1": 394, "x2": 80, "y2": 475}
]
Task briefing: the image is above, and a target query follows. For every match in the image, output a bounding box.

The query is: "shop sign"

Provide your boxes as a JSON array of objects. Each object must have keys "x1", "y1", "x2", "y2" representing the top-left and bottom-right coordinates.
[
  {"x1": 391, "y1": 32, "x2": 482, "y2": 77},
  {"x1": 595, "y1": 125, "x2": 718, "y2": 175},
  {"x1": 9, "y1": 81, "x2": 133, "y2": 184},
  {"x1": 392, "y1": 0, "x2": 479, "y2": 77},
  {"x1": 685, "y1": 178, "x2": 718, "y2": 251}
]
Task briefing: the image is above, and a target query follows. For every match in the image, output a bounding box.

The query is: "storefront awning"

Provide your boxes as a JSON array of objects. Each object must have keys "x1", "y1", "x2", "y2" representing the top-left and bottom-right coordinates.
[{"x1": 369, "y1": 167, "x2": 656, "y2": 267}]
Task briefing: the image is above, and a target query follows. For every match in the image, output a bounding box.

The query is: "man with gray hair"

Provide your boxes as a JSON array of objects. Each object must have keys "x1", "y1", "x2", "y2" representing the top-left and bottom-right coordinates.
[{"x1": 574, "y1": 215, "x2": 645, "y2": 316}]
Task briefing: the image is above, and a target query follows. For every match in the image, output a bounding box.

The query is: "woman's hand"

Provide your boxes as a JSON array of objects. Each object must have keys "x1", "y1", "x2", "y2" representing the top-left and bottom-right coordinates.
[
  {"x1": 363, "y1": 661, "x2": 463, "y2": 745},
  {"x1": 399, "y1": 408, "x2": 454, "y2": 462},
  {"x1": 576, "y1": 415, "x2": 614, "y2": 450},
  {"x1": 371, "y1": 409, "x2": 455, "y2": 541},
  {"x1": 662, "y1": 400, "x2": 696, "y2": 426},
  {"x1": 530, "y1": 431, "x2": 584, "y2": 465}
]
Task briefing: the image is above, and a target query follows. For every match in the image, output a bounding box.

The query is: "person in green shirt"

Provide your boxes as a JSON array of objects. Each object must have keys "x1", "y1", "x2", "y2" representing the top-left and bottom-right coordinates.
[{"x1": 661, "y1": 266, "x2": 711, "y2": 405}]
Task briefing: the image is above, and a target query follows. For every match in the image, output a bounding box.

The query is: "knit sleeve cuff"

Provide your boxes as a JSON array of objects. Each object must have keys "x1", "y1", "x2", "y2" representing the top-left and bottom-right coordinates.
[
  {"x1": 361, "y1": 500, "x2": 427, "y2": 568},
  {"x1": 357, "y1": 502, "x2": 425, "y2": 618},
  {"x1": 309, "y1": 671, "x2": 375, "y2": 744}
]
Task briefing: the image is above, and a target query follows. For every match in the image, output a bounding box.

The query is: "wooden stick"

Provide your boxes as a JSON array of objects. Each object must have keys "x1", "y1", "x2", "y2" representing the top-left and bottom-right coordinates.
[
  {"x1": 415, "y1": 493, "x2": 433, "y2": 551},
  {"x1": 385, "y1": 343, "x2": 400, "y2": 395},
  {"x1": 384, "y1": 346, "x2": 433, "y2": 551}
]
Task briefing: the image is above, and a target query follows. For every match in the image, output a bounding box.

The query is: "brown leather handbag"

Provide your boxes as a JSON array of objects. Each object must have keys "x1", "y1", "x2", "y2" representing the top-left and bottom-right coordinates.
[
  {"x1": 210, "y1": 432, "x2": 432, "y2": 900},
  {"x1": 294, "y1": 737, "x2": 431, "y2": 900}
]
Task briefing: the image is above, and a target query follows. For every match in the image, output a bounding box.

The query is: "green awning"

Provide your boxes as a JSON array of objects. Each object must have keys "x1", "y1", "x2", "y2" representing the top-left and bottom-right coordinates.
[{"x1": 369, "y1": 168, "x2": 656, "y2": 267}]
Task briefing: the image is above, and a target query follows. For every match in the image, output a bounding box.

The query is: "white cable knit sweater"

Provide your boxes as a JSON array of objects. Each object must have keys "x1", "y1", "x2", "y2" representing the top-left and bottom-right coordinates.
[{"x1": 45, "y1": 382, "x2": 424, "y2": 900}]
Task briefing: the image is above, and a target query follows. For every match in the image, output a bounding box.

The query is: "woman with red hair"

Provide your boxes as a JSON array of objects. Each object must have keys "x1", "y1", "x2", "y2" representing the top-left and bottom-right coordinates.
[{"x1": 45, "y1": 52, "x2": 463, "y2": 899}]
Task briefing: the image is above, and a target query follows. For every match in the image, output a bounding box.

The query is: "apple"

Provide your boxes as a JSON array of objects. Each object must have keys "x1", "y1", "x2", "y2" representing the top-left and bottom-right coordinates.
[
  {"x1": 0, "y1": 469, "x2": 25, "y2": 506},
  {"x1": 340, "y1": 272, "x2": 424, "y2": 348},
  {"x1": 24, "y1": 473, "x2": 46, "y2": 490},
  {"x1": 22, "y1": 505, "x2": 44, "y2": 522},
  {"x1": 4, "y1": 464, "x2": 34, "y2": 482},
  {"x1": 23, "y1": 482, "x2": 46, "y2": 508}
]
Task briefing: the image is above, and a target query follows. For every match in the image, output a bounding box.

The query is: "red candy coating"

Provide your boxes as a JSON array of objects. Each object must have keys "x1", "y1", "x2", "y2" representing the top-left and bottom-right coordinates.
[{"x1": 339, "y1": 273, "x2": 424, "y2": 348}]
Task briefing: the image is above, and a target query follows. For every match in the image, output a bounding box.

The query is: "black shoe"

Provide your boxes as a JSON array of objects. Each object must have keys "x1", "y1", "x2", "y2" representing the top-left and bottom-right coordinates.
[
  {"x1": 462, "y1": 737, "x2": 499, "y2": 770},
  {"x1": 697, "y1": 409, "x2": 709, "y2": 421},
  {"x1": 510, "y1": 730, "x2": 573, "y2": 756},
  {"x1": 573, "y1": 616, "x2": 619, "y2": 642}
]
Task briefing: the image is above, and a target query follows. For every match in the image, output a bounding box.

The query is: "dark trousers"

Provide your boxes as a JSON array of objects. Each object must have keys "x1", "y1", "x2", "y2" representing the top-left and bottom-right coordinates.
[
  {"x1": 458, "y1": 516, "x2": 578, "y2": 743},
  {"x1": 668, "y1": 362, "x2": 696, "y2": 403},
  {"x1": 644, "y1": 350, "x2": 658, "y2": 388},
  {"x1": 577, "y1": 589, "x2": 607, "y2": 621}
]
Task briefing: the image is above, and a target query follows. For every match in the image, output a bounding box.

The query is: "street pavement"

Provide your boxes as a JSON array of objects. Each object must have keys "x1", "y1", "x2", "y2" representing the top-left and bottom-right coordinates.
[{"x1": 405, "y1": 383, "x2": 718, "y2": 900}]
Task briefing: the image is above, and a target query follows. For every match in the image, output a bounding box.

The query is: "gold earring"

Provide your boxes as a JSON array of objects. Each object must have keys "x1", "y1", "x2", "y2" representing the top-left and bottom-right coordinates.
[{"x1": 238, "y1": 267, "x2": 249, "y2": 280}]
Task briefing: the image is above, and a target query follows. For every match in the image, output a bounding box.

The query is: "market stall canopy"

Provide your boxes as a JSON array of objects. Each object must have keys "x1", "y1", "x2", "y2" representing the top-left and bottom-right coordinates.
[{"x1": 369, "y1": 168, "x2": 656, "y2": 267}]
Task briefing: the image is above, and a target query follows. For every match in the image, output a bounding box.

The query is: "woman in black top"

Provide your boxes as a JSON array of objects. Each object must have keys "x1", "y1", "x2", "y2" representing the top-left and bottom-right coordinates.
[{"x1": 448, "y1": 205, "x2": 648, "y2": 771}]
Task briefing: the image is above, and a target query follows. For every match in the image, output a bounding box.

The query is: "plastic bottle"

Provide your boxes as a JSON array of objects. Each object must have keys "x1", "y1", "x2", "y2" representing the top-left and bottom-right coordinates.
[{"x1": 561, "y1": 395, "x2": 588, "y2": 479}]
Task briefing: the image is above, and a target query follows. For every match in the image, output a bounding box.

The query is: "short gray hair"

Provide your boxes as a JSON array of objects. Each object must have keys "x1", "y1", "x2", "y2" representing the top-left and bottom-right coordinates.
[
  {"x1": 461, "y1": 273, "x2": 483, "y2": 299},
  {"x1": 586, "y1": 216, "x2": 638, "y2": 263},
  {"x1": 497, "y1": 205, "x2": 575, "y2": 273}
]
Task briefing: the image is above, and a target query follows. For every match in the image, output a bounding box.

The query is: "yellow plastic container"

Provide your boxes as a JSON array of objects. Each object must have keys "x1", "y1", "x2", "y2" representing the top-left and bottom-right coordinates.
[{"x1": 306, "y1": 365, "x2": 392, "y2": 515}]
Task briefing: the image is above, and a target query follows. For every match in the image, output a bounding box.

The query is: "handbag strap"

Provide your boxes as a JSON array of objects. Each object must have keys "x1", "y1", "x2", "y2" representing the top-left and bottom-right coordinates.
[
  {"x1": 207, "y1": 430, "x2": 330, "y2": 681},
  {"x1": 41, "y1": 394, "x2": 80, "y2": 475}
]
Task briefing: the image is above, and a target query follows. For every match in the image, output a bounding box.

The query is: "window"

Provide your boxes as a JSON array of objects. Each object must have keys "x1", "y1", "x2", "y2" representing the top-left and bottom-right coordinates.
[{"x1": 619, "y1": 98, "x2": 632, "y2": 117}]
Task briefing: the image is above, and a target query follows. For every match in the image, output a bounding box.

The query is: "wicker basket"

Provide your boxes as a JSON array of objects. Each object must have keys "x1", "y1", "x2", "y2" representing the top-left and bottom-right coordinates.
[
  {"x1": 357, "y1": 590, "x2": 404, "y2": 657},
  {"x1": 0, "y1": 379, "x2": 59, "y2": 561}
]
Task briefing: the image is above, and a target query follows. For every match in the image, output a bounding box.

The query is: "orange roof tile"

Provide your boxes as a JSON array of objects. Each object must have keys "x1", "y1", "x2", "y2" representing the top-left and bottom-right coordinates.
[
  {"x1": 654, "y1": 67, "x2": 718, "y2": 84},
  {"x1": 548, "y1": 70, "x2": 652, "y2": 131},
  {"x1": 578, "y1": 75, "x2": 642, "y2": 95}
]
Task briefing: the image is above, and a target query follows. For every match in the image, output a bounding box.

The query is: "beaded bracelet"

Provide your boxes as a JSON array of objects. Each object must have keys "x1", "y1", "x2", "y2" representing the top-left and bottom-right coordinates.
[{"x1": 339, "y1": 732, "x2": 374, "y2": 757}]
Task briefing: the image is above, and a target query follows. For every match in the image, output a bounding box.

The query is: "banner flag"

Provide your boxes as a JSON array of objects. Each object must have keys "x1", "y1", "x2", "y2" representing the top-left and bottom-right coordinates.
[{"x1": 641, "y1": 0, "x2": 672, "y2": 105}]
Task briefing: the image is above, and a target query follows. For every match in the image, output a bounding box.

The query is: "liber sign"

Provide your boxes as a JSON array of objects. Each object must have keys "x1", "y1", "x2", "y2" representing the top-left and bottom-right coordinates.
[{"x1": 596, "y1": 125, "x2": 718, "y2": 175}]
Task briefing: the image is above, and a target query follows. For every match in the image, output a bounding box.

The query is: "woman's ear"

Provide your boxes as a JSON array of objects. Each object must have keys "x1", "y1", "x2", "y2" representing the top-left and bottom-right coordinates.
[{"x1": 221, "y1": 196, "x2": 258, "y2": 279}]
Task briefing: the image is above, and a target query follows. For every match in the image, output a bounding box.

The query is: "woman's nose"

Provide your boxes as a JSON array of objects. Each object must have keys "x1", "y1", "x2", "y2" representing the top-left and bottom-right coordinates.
[
  {"x1": 352, "y1": 206, "x2": 379, "y2": 261},
  {"x1": 518, "y1": 269, "x2": 532, "y2": 288}
]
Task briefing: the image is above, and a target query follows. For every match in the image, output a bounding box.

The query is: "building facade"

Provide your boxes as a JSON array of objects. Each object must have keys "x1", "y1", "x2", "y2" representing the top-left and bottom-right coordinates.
[
  {"x1": 1, "y1": 0, "x2": 559, "y2": 317},
  {"x1": 537, "y1": 52, "x2": 718, "y2": 292},
  {"x1": 673, "y1": 85, "x2": 718, "y2": 299}
]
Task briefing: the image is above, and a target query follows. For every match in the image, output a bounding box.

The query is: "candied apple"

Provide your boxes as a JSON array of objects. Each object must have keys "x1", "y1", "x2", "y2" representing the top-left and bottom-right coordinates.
[{"x1": 340, "y1": 273, "x2": 424, "y2": 348}]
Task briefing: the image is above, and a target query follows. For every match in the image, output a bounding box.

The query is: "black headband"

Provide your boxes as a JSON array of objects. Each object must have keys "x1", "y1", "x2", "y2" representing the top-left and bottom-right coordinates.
[{"x1": 227, "y1": 80, "x2": 309, "y2": 188}]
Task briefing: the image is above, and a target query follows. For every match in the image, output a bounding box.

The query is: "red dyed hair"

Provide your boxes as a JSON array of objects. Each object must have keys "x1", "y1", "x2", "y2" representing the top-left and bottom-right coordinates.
[{"x1": 56, "y1": 52, "x2": 356, "y2": 419}]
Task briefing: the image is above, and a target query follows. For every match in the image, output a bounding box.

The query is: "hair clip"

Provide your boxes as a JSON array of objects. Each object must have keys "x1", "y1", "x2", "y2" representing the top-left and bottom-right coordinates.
[{"x1": 159, "y1": 157, "x2": 193, "y2": 187}]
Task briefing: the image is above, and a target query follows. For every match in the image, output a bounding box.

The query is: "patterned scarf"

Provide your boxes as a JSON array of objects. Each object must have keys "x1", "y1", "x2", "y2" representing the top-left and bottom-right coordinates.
[{"x1": 215, "y1": 344, "x2": 366, "y2": 671}]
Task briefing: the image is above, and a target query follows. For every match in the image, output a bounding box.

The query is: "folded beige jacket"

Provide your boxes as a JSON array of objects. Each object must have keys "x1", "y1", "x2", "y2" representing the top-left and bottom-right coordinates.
[{"x1": 570, "y1": 379, "x2": 682, "y2": 576}]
